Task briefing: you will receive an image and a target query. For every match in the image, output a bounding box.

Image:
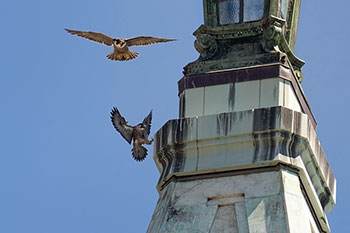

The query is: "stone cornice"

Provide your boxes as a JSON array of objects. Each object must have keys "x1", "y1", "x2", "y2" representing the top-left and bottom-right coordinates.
[{"x1": 153, "y1": 107, "x2": 335, "y2": 216}]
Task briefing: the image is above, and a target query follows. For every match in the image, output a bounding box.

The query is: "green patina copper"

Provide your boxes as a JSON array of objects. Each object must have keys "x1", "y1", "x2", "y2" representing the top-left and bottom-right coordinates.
[{"x1": 185, "y1": 0, "x2": 304, "y2": 82}]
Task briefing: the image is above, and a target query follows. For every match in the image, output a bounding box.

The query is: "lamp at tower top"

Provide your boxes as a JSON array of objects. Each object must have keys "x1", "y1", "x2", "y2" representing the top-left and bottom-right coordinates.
[
  {"x1": 185, "y1": 0, "x2": 304, "y2": 79},
  {"x1": 203, "y1": 0, "x2": 301, "y2": 51}
]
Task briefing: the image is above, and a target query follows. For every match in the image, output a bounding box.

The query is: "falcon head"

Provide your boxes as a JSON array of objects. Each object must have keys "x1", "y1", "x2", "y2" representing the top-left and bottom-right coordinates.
[
  {"x1": 136, "y1": 123, "x2": 145, "y2": 129},
  {"x1": 113, "y1": 38, "x2": 126, "y2": 46}
]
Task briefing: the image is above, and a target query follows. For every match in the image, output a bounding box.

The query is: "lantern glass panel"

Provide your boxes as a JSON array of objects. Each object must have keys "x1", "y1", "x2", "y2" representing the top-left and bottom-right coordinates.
[
  {"x1": 243, "y1": 0, "x2": 265, "y2": 22},
  {"x1": 279, "y1": 0, "x2": 289, "y2": 19},
  {"x1": 218, "y1": 0, "x2": 240, "y2": 25}
]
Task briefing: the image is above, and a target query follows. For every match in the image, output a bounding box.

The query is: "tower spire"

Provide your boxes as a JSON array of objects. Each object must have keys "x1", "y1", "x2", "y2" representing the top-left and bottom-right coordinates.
[{"x1": 147, "y1": 1, "x2": 335, "y2": 232}]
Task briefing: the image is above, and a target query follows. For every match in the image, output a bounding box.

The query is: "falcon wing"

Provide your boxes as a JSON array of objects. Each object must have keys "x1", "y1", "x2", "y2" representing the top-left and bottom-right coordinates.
[
  {"x1": 110, "y1": 107, "x2": 134, "y2": 144},
  {"x1": 126, "y1": 36, "x2": 176, "y2": 47},
  {"x1": 141, "y1": 110, "x2": 152, "y2": 138},
  {"x1": 65, "y1": 28, "x2": 114, "y2": 46}
]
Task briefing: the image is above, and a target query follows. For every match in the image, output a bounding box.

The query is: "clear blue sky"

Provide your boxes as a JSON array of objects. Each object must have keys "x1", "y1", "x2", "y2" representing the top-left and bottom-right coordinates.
[{"x1": 1, "y1": 0, "x2": 349, "y2": 232}]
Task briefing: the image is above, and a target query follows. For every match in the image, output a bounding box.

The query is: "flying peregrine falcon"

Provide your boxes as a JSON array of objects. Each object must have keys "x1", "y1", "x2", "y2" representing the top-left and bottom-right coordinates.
[
  {"x1": 110, "y1": 107, "x2": 153, "y2": 162},
  {"x1": 65, "y1": 28, "x2": 175, "y2": 61}
]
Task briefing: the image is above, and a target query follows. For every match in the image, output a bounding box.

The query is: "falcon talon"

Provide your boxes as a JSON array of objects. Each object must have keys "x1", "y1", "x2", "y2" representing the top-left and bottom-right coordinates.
[
  {"x1": 110, "y1": 107, "x2": 153, "y2": 162},
  {"x1": 65, "y1": 28, "x2": 176, "y2": 61}
]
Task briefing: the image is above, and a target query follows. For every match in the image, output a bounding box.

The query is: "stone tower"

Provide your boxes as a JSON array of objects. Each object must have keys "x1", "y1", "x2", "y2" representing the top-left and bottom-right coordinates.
[{"x1": 147, "y1": 1, "x2": 336, "y2": 232}]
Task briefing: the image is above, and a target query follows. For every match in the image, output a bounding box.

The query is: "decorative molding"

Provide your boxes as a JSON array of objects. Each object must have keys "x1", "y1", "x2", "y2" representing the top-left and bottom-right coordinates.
[
  {"x1": 153, "y1": 107, "x2": 335, "y2": 216},
  {"x1": 194, "y1": 34, "x2": 218, "y2": 60},
  {"x1": 188, "y1": 16, "x2": 305, "y2": 82},
  {"x1": 261, "y1": 17, "x2": 284, "y2": 52},
  {"x1": 194, "y1": 21, "x2": 265, "y2": 40},
  {"x1": 260, "y1": 16, "x2": 305, "y2": 82}
]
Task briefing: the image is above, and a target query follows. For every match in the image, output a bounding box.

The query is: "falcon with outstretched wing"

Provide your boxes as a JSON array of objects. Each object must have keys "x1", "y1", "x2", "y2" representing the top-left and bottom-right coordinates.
[
  {"x1": 65, "y1": 28, "x2": 175, "y2": 61},
  {"x1": 110, "y1": 107, "x2": 153, "y2": 161}
]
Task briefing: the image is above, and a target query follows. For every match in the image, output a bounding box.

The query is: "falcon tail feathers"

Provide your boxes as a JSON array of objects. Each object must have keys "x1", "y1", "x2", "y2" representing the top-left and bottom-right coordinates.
[
  {"x1": 132, "y1": 145, "x2": 148, "y2": 162},
  {"x1": 106, "y1": 50, "x2": 139, "y2": 61}
]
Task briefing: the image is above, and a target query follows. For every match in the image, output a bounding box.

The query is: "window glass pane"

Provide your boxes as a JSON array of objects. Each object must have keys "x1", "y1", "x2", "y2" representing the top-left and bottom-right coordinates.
[
  {"x1": 279, "y1": 0, "x2": 288, "y2": 19},
  {"x1": 218, "y1": 0, "x2": 240, "y2": 25},
  {"x1": 243, "y1": 0, "x2": 264, "y2": 22}
]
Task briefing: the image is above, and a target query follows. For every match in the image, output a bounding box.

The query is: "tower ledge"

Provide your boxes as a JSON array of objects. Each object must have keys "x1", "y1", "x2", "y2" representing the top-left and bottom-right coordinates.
[{"x1": 153, "y1": 106, "x2": 335, "y2": 232}]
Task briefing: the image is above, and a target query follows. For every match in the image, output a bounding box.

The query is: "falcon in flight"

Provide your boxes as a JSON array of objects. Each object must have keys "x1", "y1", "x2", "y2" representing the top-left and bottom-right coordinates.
[
  {"x1": 110, "y1": 107, "x2": 153, "y2": 162},
  {"x1": 65, "y1": 28, "x2": 175, "y2": 61}
]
